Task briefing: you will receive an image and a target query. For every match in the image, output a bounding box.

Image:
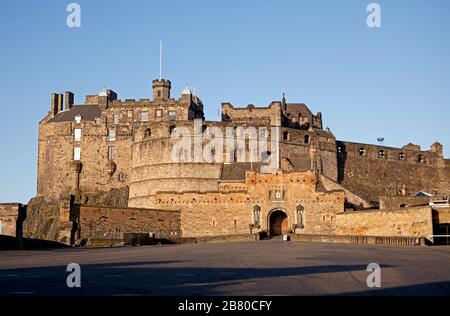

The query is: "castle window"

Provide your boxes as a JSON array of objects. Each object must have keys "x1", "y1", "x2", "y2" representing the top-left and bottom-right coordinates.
[
  {"x1": 107, "y1": 145, "x2": 115, "y2": 161},
  {"x1": 118, "y1": 172, "x2": 126, "y2": 182},
  {"x1": 253, "y1": 205, "x2": 261, "y2": 226},
  {"x1": 113, "y1": 114, "x2": 119, "y2": 125},
  {"x1": 74, "y1": 115, "x2": 82, "y2": 124},
  {"x1": 74, "y1": 128, "x2": 81, "y2": 142},
  {"x1": 398, "y1": 152, "x2": 405, "y2": 161},
  {"x1": 144, "y1": 128, "x2": 151, "y2": 138},
  {"x1": 169, "y1": 125, "x2": 176, "y2": 134},
  {"x1": 94, "y1": 117, "x2": 101, "y2": 124},
  {"x1": 157, "y1": 90, "x2": 161, "y2": 98},
  {"x1": 140, "y1": 111, "x2": 148, "y2": 122},
  {"x1": 155, "y1": 109, "x2": 163, "y2": 118},
  {"x1": 73, "y1": 147, "x2": 81, "y2": 161},
  {"x1": 282, "y1": 131, "x2": 289, "y2": 141},
  {"x1": 127, "y1": 110, "x2": 133, "y2": 118},
  {"x1": 304, "y1": 135, "x2": 310, "y2": 144},
  {"x1": 296, "y1": 205, "x2": 304, "y2": 227},
  {"x1": 378, "y1": 150, "x2": 385, "y2": 159},
  {"x1": 418, "y1": 154, "x2": 423, "y2": 163},
  {"x1": 108, "y1": 129, "x2": 116, "y2": 141},
  {"x1": 359, "y1": 147, "x2": 365, "y2": 156},
  {"x1": 259, "y1": 128, "x2": 267, "y2": 138},
  {"x1": 168, "y1": 111, "x2": 176, "y2": 121}
]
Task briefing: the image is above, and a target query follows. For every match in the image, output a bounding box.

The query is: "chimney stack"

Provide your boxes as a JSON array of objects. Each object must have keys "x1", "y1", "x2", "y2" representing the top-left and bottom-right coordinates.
[
  {"x1": 51, "y1": 93, "x2": 59, "y2": 116},
  {"x1": 65, "y1": 91, "x2": 74, "y2": 110},
  {"x1": 57, "y1": 94, "x2": 64, "y2": 113}
]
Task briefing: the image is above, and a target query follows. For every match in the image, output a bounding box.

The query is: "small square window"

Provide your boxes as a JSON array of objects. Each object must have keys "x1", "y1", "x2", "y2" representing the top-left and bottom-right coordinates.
[
  {"x1": 74, "y1": 128, "x2": 81, "y2": 142},
  {"x1": 127, "y1": 110, "x2": 133, "y2": 118},
  {"x1": 168, "y1": 111, "x2": 176, "y2": 121},
  {"x1": 140, "y1": 112, "x2": 148, "y2": 122},
  {"x1": 259, "y1": 128, "x2": 267, "y2": 138},
  {"x1": 74, "y1": 115, "x2": 82, "y2": 124},
  {"x1": 94, "y1": 117, "x2": 101, "y2": 124},
  {"x1": 155, "y1": 109, "x2": 163, "y2": 118}
]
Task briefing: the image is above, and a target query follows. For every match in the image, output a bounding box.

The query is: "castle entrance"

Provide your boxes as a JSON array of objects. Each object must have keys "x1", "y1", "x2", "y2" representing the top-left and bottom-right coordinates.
[{"x1": 269, "y1": 210, "x2": 288, "y2": 236}]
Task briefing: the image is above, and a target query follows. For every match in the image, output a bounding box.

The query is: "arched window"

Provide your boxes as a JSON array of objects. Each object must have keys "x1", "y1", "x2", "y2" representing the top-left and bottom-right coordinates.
[
  {"x1": 296, "y1": 205, "x2": 304, "y2": 228},
  {"x1": 118, "y1": 172, "x2": 127, "y2": 182},
  {"x1": 253, "y1": 205, "x2": 261, "y2": 226},
  {"x1": 398, "y1": 152, "x2": 405, "y2": 161},
  {"x1": 144, "y1": 128, "x2": 151, "y2": 137},
  {"x1": 359, "y1": 147, "x2": 366, "y2": 156}
]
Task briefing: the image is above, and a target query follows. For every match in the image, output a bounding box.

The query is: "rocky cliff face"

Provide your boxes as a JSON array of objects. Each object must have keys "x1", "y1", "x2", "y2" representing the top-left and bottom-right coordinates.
[
  {"x1": 23, "y1": 187, "x2": 129, "y2": 241},
  {"x1": 23, "y1": 196, "x2": 60, "y2": 241},
  {"x1": 82, "y1": 186, "x2": 129, "y2": 208}
]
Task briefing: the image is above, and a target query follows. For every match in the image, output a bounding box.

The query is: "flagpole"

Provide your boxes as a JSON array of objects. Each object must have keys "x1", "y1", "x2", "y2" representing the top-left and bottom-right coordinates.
[{"x1": 159, "y1": 40, "x2": 162, "y2": 80}]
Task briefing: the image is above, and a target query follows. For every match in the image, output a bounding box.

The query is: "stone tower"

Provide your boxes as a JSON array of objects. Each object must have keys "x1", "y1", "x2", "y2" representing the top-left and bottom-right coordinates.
[{"x1": 152, "y1": 79, "x2": 171, "y2": 100}]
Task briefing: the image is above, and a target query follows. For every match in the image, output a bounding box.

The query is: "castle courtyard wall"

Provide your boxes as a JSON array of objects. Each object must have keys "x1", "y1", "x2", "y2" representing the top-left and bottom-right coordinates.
[
  {"x1": 335, "y1": 206, "x2": 434, "y2": 239},
  {"x1": 79, "y1": 206, "x2": 181, "y2": 240}
]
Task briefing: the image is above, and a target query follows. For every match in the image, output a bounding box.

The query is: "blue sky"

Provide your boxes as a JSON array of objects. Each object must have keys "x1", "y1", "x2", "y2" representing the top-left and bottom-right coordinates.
[{"x1": 1, "y1": 0, "x2": 449, "y2": 203}]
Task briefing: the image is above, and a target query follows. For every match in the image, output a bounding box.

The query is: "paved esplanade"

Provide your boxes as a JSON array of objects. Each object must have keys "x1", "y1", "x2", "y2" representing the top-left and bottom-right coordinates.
[{"x1": 0, "y1": 240, "x2": 449, "y2": 295}]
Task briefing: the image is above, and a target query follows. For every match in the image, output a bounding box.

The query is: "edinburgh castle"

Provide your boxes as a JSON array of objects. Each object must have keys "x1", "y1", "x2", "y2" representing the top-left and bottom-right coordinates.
[{"x1": 1, "y1": 78, "x2": 450, "y2": 247}]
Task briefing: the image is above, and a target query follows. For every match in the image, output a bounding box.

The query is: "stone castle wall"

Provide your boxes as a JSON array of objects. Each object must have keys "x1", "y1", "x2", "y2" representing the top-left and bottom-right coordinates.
[
  {"x1": 128, "y1": 120, "x2": 338, "y2": 208},
  {"x1": 337, "y1": 141, "x2": 450, "y2": 202},
  {"x1": 79, "y1": 206, "x2": 181, "y2": 240},
  {"x1": 335, "y1": 206, "x2": 434, "y2": 239},
  {"x1": 155, "y1": 171, "x2": 345, "y2": 237},
  {"x1": 0, "y1": 203, "x2": 25, "y2": 237}
]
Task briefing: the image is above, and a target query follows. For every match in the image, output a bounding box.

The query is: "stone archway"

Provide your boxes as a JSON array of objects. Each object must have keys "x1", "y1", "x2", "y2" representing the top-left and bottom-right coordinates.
[{"x1": 269, "y1": 210, "x2": 289, "y2": 236}]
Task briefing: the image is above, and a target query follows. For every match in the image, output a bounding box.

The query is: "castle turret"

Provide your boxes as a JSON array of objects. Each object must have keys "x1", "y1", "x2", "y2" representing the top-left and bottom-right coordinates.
[
  {"x1": 181, "y1": 85, "x2": 192, "y2": 105},
  {"x1": 431, "y1": 142, "x2": 444, "y2": 159},
  {"x1": 152, "y1": 79, "x2": 171, "y2": 100}
]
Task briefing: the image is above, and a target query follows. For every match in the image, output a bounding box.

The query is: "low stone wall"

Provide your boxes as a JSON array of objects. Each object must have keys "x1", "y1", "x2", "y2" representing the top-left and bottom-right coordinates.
[
  {"x1": 289, "y1": 233, "x2": 427, "y2": 246},
  {"x1": 335, "y1": 206, "x2": 434, "y2": 239},
  {"x1": 79, "y1": 206, "x2": 181, "y2": 241},
  {"x1": 180, "y1": 234, "x2": 259, "y2": 244},
  {"x1": 0, "y1": 203, "x2": 26, "y2": 237}
]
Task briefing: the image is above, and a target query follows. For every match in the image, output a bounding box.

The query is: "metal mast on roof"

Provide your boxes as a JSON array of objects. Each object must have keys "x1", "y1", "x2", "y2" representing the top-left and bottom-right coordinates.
[{"x1": 159, "y1": 40, "x2": 163, "y2": 80}]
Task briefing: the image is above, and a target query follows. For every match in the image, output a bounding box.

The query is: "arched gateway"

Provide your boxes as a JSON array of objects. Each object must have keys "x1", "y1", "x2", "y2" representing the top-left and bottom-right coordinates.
[{"x1": 269, "y1": 210, "x2": 289, "y2": 236}]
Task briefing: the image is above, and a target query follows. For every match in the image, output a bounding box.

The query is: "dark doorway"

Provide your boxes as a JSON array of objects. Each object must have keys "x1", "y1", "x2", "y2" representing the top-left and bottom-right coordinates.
[{"x1": 269, "y1": 210, "x2": 288, "y2": 236}]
